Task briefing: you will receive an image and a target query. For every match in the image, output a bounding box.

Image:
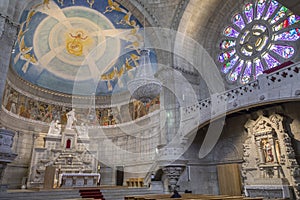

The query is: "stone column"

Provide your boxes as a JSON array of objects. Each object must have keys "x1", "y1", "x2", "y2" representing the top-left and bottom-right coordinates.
[
  {"x1": 162, "y1": 165, "x2": 185, "y2": 192},
  {"x1": 269, "y1": 138, "x2": 278, "y2": 163},
  {"x1": 256, "y1": 139, "x2": 265, "y2": 164},
  {"x1": 0, "y1": 163, "x2": 7, "y2": 184},
  {"x1": 0, "y1": 15, "x2": 18, "y2": 106}
]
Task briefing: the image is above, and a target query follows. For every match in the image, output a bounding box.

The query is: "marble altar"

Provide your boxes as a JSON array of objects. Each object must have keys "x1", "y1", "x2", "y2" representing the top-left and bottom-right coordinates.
[{"x1": 59, "y1": 173, "x2": 100, "y2": 188}]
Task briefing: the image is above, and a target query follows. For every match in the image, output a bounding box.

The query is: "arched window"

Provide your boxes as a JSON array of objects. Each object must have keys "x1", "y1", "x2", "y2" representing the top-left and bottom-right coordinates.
[
  {"x1": 218, "y1": 0, "x2": 300, "y2": 85},
  {"x1": 66, "y1": 139, "x2": 71, "y2": 149}
]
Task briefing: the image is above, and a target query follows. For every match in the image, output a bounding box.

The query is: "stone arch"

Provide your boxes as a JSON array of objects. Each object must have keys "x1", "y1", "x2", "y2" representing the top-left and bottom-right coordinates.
[
  {"x1": 116, "y1": 0, "x2": 160, "y2": 28},
  {"x1": 212, "y1": 140, "x2": 240, "y2": 162}
]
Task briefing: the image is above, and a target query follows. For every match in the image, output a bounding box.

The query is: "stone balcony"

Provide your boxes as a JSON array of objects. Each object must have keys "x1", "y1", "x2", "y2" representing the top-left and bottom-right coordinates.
[{"x1": 181, "y1": 62, "x2": 300, "y2": 138}]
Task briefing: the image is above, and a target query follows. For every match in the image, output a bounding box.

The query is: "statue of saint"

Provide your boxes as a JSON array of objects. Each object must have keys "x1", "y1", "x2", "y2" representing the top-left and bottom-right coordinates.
[
  {"x1": 76, "y1": 122, "x2": 89, "y2": 138},
  {"x1": 66, "y1": 109, "x2": 77, "y2": 129},
  {"x1": 48, "y1": 120, "x2": 61, "y2": 135},
  {"x1": 263, "y1": 141, "x2": 274, "y2": 163}
]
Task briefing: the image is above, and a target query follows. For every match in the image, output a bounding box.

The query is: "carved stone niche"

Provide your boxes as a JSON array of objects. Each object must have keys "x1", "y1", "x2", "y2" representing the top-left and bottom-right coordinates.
[{"x1": 242, "y1": 114, "x2": 300, "y2": 199}]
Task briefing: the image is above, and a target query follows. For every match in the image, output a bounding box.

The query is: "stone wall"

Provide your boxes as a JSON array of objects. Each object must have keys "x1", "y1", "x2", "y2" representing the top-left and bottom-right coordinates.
[
  {"x1": 177, "y1": 101, "x2": 300, "y2": 194},
  {"x1": 2, "y1": 131, "x2": 33, "y2": 189}
]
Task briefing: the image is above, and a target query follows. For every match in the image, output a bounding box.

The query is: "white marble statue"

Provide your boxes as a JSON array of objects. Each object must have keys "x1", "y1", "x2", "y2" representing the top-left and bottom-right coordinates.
[
  {"x1": 66, "y1": 109, "x2": 77, "y2": 129},
  {"x1": 76, "y1": 123, "x2": 89, "y2": 138},
  {"x1": 48, "y1": 120, "x2": 61, "y2": 135}
]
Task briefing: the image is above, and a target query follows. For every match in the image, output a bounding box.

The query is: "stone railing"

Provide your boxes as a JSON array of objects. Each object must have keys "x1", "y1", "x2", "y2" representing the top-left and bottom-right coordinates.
[{"x1": 181, "y1": 62, "x2": 300, "y2": 137}]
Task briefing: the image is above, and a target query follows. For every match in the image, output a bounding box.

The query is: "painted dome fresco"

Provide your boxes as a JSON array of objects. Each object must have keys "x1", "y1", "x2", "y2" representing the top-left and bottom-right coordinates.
[
  {"x1": 12, "y1": 0, "x2": 157, "y2": 96},
  {"x1": 218, "y1": 0, "x2": 300, "y2": 85}
]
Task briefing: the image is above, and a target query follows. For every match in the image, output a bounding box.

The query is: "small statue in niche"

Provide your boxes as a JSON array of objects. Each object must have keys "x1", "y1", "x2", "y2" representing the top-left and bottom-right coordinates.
[{"x1": 262, "y1": 140, "x2": 274, "y2": 163}]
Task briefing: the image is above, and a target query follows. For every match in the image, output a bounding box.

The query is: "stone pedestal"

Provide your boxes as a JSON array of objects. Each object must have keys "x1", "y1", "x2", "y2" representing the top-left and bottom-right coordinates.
[
  {"x1": 150, "y1": 181, "x2": 164, "y2": 192},
  {"x1": 162, "y1": 164, "x2": 185, "y2": 191},
  {"x1": 245, "y1": 185, "x2": 293, "y2": 199},
  {"x1": 0, "y1": 128, "x2": 17, "y2": 191}
]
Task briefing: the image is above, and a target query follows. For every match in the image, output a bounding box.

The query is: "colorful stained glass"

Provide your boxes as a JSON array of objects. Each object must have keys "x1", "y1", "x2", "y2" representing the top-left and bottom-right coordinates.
[
  {"x1": 241, "y1": 47, "x2": 253, "y2": 56},
  {"x1": 233, "y1": 14, "x2": 245, "y2": 30},
  {"x1": 241, "y1": 61, "x2": 252, "y2": 84},
  {"x1": 218, "y1": 0, "x2": 300, "y2": 84},
  {"x1": 229, "y1": 60, "x2": 244, "y2": 82},
  {"x1": 244, "y1": 3, "x2": 254, "y2": 23},
  {"x1": 270, "y1": 44, "x2": 295, "y2": 59},
  {"x1": 263, "y1": 0, "x2": 279, "y2": 20},
  {"x1": 240, "y1": 31, "x2": 250, "y2": 44},
  {"x1": 270, "y1": 6, "x2": 289, "y2": 24},
  {"x1": 223, "y1": 26, "x2": 240, "y2": 38},
  {"x1": 254, "y1": 59, "x2": 264, "y2": 78},
  {"x1": 262, "y1": 53, "x2": 280, "y2": 69},
  {"x1": 274, "y1": 28, "x2": 300, "y2": 41},
  {"x1": 222, "y1": 55, "x2": 239, "y2": 74},
  {"x1": 220, "y1": 40, "x2": 236, "y2": 50},
  {"x1": 256, "y1": 35, "x2": 268, "y2": 51},
  {"x1": 274, "y1": 15, "x2": 300, "y2": 31},
  {"x1": 218, "y1": 49, "x2": 236, "y2": 63},
  {"x1": 256, "y1": 0, "x2": 267, "y2": 19},
  {"x1": 252, "y1": 24, "x2": 267, "y2": 32}
]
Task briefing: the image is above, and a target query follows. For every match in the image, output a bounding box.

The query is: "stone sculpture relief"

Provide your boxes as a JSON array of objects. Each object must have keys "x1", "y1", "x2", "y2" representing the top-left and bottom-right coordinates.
[{"x1": 242, "y1": 113, "x2": 300, "y2": 199}]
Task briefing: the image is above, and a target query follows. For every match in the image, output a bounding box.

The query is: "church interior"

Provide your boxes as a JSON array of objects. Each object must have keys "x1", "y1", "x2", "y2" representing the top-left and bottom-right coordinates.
[{"x1": 0, "y1": 0, "x2": 300, "y2": 199}]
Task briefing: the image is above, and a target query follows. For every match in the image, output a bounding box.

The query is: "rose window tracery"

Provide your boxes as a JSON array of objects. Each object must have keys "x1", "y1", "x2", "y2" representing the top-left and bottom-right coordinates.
[{"x1": 218, "y1": 0, "x2": 300, "y2": 85}]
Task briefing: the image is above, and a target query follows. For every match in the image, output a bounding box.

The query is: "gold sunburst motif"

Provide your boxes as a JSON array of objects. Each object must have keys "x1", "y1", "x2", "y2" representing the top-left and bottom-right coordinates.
[{"x1": 66, "y1": 31, "x2": 90, "y2": 56}]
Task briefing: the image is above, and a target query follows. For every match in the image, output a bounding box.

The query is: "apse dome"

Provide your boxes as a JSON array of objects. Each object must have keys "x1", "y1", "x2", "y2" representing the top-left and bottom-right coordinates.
[{"x1": 11, "y1": 0, "x2": 157, "y2": 96}]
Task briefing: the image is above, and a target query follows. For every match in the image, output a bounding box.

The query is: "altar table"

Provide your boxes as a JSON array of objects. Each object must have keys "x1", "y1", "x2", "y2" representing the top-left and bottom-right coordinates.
[{"x1": 59, "y1": 173, "x2": 100, "y2": 188}]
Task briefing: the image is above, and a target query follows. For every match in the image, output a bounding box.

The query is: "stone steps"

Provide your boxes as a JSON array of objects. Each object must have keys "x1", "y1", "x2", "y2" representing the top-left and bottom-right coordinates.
[
  {"x1": 0, "y1": 187, "x2": 163, "y2": 200},
  {"x1": 0, "y1": 189, "x2": 81, "y2": 200},
  {"x1": 100, "y1": 187, "x2": 162, "y2": 200}
]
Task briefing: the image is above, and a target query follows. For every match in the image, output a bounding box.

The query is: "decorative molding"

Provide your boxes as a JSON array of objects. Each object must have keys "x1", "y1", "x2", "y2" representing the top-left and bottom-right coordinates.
[{"x1": 170, "y1": 0, "x2": 190, "y2": 30}]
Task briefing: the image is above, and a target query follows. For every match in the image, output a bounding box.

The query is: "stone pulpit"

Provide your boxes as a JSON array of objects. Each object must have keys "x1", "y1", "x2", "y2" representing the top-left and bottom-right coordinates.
[{"x1": 242, "y1": 114, "x2": 300, "y2": 199}]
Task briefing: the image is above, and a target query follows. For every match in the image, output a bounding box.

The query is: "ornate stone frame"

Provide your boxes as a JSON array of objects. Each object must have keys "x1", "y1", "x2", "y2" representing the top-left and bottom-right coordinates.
[{"x1": 243, "y1": 113, "x2": 300, "y2": 198}]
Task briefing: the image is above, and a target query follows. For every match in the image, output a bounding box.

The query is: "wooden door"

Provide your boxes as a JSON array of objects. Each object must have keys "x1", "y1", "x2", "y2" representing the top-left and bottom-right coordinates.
[
  {"x1": 44, "y1": 166, "x2": 56, "y2": 189},
  {"x1": 116, "y1": 166, "x2": 124, "y2": 186},
  {"x1": 217, "y1": 163, "x2": 242, "y2": 196}
]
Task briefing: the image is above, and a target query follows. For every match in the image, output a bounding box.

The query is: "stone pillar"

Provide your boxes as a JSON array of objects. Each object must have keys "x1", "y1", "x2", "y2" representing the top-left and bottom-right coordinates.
[
  {"x1": 256, "y1": 139, "x2": 265, "y2": 164},
  {"x1": 162, "y1": 165, "x2": 185, "y2": 192},
  {"x1": 0, "y1": 128, "x2": 17, "y2": 191},
  {"x1": 0, "y1": 163, "x2": 7, "y2": 184},
  {"x1": 0, "y1": 14, "x2": 18, "y2": 106},
  {"x1": 269, "y1": 138, "x2": 278, "y2": 163}
]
